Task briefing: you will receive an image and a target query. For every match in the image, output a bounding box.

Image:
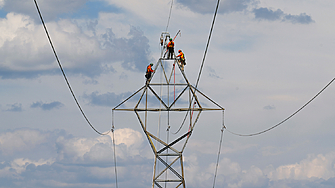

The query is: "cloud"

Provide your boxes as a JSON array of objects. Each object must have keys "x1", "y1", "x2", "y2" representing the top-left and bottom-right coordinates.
[
  {"x1": 30, "y1": 101, "x2": 64, "y2": 111},
  {"x1": 84, "y1": 91, "x2": 133, "y2": 107},
  {"x1": 268, "y1": 153, "x2": 335, "y2": 181},
  {"x1": 284, "y1": 13, "x2": 314, "y2": 24},
  {"x1": 0, "y1": 13, "x2": 153, "y2": 79},
  {"x1": 0, "y1": 128, "x2": 152, "y2": 187},
  {"x1": 102, "y1": 26, "x2": 155, "y2": 71},
  {"x1": 263, "y1": 105, "x2": 275, "y2": 110},
  {"x1": 177, "y1": 0, "x2": 253, "y2": 14},
  {"x1": 30, "y1": 101, "x2": 60, "y2": 110},
  {"x1": 5, "y1": 103, "x2": 22, "y2": 112},
  {"x1": 207, "y1": 66, "x2": 222, "y2": 79},
  {"x1": 253, "y1": 7, "x2": 284, "y2": 21},
  {"x1": 0, "y1": 128, "x2": 66, "y2": 159},
  {"x1": 253, "y1": 7, "x2": 314, "y2": 24},
  {"x1": 0, "y1": 0, "x2": 4, "y2": 8},
  {"x1": 84, "y1": 89, "x2": 168, "y2": 108},
  {"x1": 2, "y1": 128, "x2": 335, "y2": 187},
  {"x1": 1, "y1": 0, "x2": 87, "y2": 21}
]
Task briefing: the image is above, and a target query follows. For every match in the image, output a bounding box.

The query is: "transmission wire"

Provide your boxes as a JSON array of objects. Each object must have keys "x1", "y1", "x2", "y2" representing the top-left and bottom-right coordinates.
[
  {"x1": 111, "y1": 110, "x2": 119, "y2": 188},
  {"x1": 213, "y1": 111, "x2": 225, "y2": 188},
  {"x1": 33, "y1": 0, "x2": 109, "y2": 136},
  {"x1": 195, "y1": 0, "x2": 220, "y2": 88},
  {"x1": 226, "y1": 77, "x2": 335, "y2": 137},
  {"x1": 173, "y1": 0, "x2": 221, "y2": 134}
]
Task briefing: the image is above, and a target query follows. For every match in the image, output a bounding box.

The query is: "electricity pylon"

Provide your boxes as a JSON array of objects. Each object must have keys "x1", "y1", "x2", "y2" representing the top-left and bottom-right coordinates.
[{"x1": 113, "y1": 33, "x2": 224, "y2": 188}]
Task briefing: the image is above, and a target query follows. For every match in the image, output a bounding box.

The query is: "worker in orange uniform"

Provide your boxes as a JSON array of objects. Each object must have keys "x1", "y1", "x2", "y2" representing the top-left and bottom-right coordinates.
[
  {"x1": 145, "y1": 63, "x2": 154, "y2": 81},
  {"x1": 176, "y1": 49, "x2": 186, "y2": 71},
  {"x1": 167, "y1": 38, "x2": 174, "y2": 59}
]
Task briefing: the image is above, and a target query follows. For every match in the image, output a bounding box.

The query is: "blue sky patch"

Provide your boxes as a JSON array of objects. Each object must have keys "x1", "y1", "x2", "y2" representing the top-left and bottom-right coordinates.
[{"x1": 0, "y1": 9, "x2": 8, "y2": 18}]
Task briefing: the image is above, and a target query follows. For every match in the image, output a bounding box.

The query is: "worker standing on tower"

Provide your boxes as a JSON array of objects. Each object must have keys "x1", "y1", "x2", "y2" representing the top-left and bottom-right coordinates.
[
  {"x1": 176, "y1": 49, "x2": 186, "y2": 71},
  {"x1": 145, "y1": 63, "x2": 154, "y2": 81},
  {"x1": 167, "y1": 38, "x2": 174, "y2": 59}
]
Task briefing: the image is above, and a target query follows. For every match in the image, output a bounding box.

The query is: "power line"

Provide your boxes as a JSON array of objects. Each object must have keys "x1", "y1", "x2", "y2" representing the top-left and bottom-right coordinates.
[
  {"x1": 33, "y1": 0, "x2": 109, "y2": 136},
  {"x1": 213, "y1": 111, "x2": 225, "y2": 188},
  {"x1": 195, "y1": 0, "x2": 220, "y2": 88},
  {"x1": 111, "y1": 110, "x2": 118, "y2": 188},
  {"x1": 226, "y1": 77, "x2": 335, "y2": 137},
  {"x1": 173, "y1": 0, "x2": 221, "y2": 135}
]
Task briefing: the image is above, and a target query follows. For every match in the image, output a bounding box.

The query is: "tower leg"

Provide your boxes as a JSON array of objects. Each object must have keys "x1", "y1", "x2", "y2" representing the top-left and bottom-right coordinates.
[{"x1": 153, "y1": 153, "x2": 185, "y2": 188}]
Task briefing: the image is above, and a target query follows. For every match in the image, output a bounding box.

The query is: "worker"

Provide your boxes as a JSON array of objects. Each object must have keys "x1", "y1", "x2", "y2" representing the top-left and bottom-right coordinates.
[
  {"x1": 145, "y1": 63, "x2": 154, "y2": 80},
  {"x1": 176, "y1": 49, "x2": 186, "y2": 71},
  {"x1": 167, "y1": 38, "x2": 174, "y2": 59}
]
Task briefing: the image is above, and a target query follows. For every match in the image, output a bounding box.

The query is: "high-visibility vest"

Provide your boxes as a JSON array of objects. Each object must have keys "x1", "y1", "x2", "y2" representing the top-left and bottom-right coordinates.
[
  {"x1": 147, "y1": 65, "x2": 154, "y2": 73},
  {"x1": 177, "y1": 52, "x2": 184, "y2": 60},
  {"x1": 167, "y1": 41, "x2": 174, "y2": 48}
]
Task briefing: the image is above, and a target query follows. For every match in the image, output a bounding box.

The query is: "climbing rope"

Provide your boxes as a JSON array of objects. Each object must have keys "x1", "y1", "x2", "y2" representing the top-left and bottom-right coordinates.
[
  {"x1": 226, "y1": 77, "x2": 335, "y2": 137},
  {"x1": 174, "y1": 63, "x2": 176, "y2": 101},
  {"x1": 33, "y1": 0, "x2": 109, "y2": 136}
]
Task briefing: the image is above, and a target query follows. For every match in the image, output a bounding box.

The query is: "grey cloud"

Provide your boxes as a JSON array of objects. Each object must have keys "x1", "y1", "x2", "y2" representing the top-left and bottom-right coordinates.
[
  {"x1": 5, "y1": 103, "x2": 22, "y2": 112},
  {"x1": 0, "y1": 19, "x2": 153, "y2": 79},
  {"x1": 102, "y1": 26, "x2": 155, "y2": 72},
  {"x1": 84, "y1": 89, "x2": 187, "y2": 108},
  {"x1": 177, "y1": 0, "x2": 253, "y2": 14},
  {"x1": 85, "y1": 90, "x2": 159, "y2": 107},
  {"x1": 0, "y1": 128, "x2": 67, "y2": 160},
  {"x1": 269, "y1": 178, "x2": 335, "y2": 187},
  {"x1": 0, "y1": 67, "x2": 59, "y2": 79},
  {"x1": 84, "y1": 91, "x2": 133, "y2": 107},
  {"x1": 1, "y1": 128, "x2": 335, "y2": 187},
  {"x1": 253, "y1": 7, "x2": 284, "y2": 21},
  {"x1": 207, "y1": 66, "x2": 222, "y2": 79},
  {"x1": 284, "y1": 13, "x2": 314, "y2": 24},
  {"x1": 30, "y1": 101, "x2": 64, "y2": 111},
  {"x1": 263, "y1": 105, "x2": 275, "y2": 110},
  {"x1": 1, "y1": 0, "x2": 87, "y2": 21},
  {"x1": 253, "y1": 7, "x2": 314, "y2": 24},
  {"x1": 0, "y1": 128, "x2": 152, "y2": 187}
]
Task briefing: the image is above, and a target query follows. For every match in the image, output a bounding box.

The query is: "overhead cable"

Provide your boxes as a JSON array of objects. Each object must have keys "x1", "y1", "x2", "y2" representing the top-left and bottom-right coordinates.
[
  {"x1": 33, "y1": 0, "x2": 109, "y2": 136},
  {"x1": 172, "y1": 0, "x2": 221, "y2": 135},
  {"x1": 111, "y1": 110, "x2": 119, "y2": 188},
  {"x1": 213, "y1": 111, "x2": 225, "y2": 188},
  {"x1": 195, "y1": 0, "x2": 220, "y2": 88},
  {"x1": 226, "y1": 77, "x2": 335, "y2": 137}
]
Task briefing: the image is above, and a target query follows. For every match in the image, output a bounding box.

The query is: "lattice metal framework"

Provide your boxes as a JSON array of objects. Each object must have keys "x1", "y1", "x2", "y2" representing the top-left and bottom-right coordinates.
[{"x1": 113, "y1": 39, "x2": 224, "y2": 188}]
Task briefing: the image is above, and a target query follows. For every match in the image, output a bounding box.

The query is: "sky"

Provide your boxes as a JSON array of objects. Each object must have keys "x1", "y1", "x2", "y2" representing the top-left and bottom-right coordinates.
[{"x1": 1, "y1": 0, "x2": 335, "y2": 187}]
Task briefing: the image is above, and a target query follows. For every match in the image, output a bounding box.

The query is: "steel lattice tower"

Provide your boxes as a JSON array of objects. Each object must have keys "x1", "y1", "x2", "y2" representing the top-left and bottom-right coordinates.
[{"x1": 113, "y1": 33, "x2": 224, "y2": 188}]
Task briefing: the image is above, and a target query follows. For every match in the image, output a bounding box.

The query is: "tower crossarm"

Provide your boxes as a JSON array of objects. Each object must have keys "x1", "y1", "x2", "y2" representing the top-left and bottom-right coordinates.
[{"x1": 113, "y1": 108, "x2": 223, "y2": 112}]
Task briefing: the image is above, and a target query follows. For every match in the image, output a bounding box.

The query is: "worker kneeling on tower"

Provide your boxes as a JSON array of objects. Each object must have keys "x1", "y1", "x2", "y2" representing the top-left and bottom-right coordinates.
[
  {"x1": 145, "y1": 63, "x2": 154, "y2": 81},
  {"x1": 176, "y1": 49, "x2": 186, "y2": 71}
]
